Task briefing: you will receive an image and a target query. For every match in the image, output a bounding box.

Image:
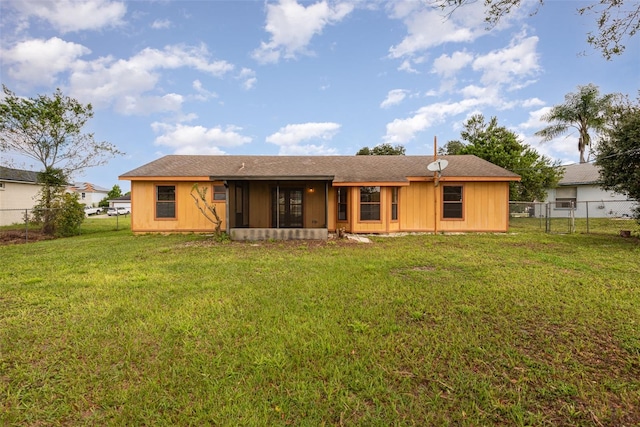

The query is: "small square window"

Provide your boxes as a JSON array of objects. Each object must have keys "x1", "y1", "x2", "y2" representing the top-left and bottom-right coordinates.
[{"x1": 213, "y1": 185, "x2": 226, "y2": 201}]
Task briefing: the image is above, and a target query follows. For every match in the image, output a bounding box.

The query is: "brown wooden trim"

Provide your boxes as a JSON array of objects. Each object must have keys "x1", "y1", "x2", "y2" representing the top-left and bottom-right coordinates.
[
  {"x1": 408, "y1": 176, "x2": 520, "y2": 182},
  {"x1": 123, "y1": 176, "x2": 210, "y2": 181},
  {"x1": 332, "y1": 181, "x2": 410, "y2": 187},
  {"x1": 154, "y1": 183, "x2": 177, "y2": 221}
]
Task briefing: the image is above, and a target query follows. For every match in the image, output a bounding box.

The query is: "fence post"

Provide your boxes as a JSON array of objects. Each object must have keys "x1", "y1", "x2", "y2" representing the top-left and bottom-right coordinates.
[
  {"x1": 545, "y1": 203, "x2": 550, "y2": 233},
  {"x1": 25, "y1": 209, "x2": 28, "y2": 244},
  {"x1": 570, "y1": 202, "x2": 575, "y2": 233},
  {"x1": 586, "y1": 201, "x2": 590, "y2": 234}
]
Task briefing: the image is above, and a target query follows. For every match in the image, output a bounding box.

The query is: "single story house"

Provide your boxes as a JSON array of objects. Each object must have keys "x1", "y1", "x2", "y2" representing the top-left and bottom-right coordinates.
[
  {"x1": 66, "y1": 182, "x2": 110, "y2": 207},
  {"x1": 119, "y1": 155, "x2": 520, "y2": 240},
  {"x1": 108, "y1": 194, "x2": 131, "y2": 210},
  {"x1": 543, "y1": 163, "x2": 635, "y2": 218},
  {"x1": 0, "y1": 166, "x2": 41, "y2": 226}
]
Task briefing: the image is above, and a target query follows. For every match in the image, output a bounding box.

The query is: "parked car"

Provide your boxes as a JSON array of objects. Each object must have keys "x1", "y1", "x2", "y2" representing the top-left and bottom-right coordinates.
[
  {"x1": 84, "y1": 206, "x2": 102, "y2": 216},
  {"x1": 107, "y1": 207, "x2": 131, "y2": 216}
]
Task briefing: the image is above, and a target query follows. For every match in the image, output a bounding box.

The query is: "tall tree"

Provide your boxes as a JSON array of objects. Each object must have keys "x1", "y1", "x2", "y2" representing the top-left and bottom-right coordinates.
[
  {"x1": 596, "y1": 97, "x2": 640, "y2": 222},
  {"x1": 449, "y1": 114, "x2": 562, "y2": 201},
  {"x1": 356, "y1": 143, "x2": 406, "y2": 155},
  {"x1": 436, "y1": 0, "x2": 639, "y2": 59},
  {"x1": 0, "y1": 85, "x2": 121, "y2": 234},
  {"x1": 535, "y1": 84, "x2": 615, "y2": 164},
  {"x1": 438, "y1": 140, "x2": 465, "y2": 156}
]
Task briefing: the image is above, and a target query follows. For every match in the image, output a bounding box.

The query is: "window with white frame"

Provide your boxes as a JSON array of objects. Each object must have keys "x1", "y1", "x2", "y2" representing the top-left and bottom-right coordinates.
[{"x1": 555, "y1": 187, "x2": 577, "y2": 209}]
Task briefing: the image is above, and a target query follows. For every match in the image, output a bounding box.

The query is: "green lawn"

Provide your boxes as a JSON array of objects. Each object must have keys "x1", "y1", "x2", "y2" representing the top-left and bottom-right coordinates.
[{"x1": 1, "y1": 219, "x2": 639, "y2": 426}]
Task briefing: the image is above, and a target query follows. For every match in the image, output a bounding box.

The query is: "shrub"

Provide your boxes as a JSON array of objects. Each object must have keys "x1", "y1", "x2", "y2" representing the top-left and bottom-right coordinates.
[{"x1": 52, "y1": 193, "x2": 85, "y2": 237}]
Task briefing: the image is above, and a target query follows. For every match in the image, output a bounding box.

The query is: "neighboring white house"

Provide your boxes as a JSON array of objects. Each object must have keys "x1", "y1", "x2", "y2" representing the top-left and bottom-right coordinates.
[
  {"x1": 108, "y1": 194, "x2": 131, "y2": 210},
  {"x1": 67, "y1": 182, "x2": 110, "y2": 207},
  {"x1": 0, "y1": 166, "x2": 42, "y2": 226},
  {"x1": 543, "y1": 163, "x2": 635, "y2": 218}
]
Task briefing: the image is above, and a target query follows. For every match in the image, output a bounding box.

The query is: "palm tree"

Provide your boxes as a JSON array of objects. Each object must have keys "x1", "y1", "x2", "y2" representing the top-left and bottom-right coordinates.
[{"x1": 535, "y1": 84, "x2": 615, "y2": 163}]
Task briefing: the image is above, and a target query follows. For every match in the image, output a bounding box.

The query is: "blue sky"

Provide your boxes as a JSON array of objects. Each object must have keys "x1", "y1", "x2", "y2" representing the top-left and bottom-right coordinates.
[{"x1": 1, "y1": 0, "x2": 638, "y2": 192}]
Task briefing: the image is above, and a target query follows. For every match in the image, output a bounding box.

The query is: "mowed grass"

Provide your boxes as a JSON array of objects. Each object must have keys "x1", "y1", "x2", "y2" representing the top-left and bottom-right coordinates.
[{"x1": 1, "y1": 218, "x2": 639, "y2": 426}]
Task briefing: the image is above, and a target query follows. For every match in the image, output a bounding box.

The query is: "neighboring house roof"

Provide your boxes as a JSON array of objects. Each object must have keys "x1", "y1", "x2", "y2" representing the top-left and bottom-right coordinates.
[
  {"x1": 0, "y1": 166, "x2": 39, "y2": 183},
  {"x1": 558, "y1": 163, "x2": 601, "y2": 186},
  {"x1": 120, "y1": 155, "x2": 520, "y2": 183},
  {"x1": 109, "y1": 195, "x2": 131, "y2": 202},
  {"x1": 68, "y1": 182, "x2": 110, "y2": 193}
]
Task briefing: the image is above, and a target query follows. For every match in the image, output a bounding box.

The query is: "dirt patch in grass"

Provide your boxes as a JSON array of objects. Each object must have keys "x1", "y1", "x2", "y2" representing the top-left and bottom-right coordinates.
[
  {"x1": 180, "y1": 236, "x2": 361, "y2": 249},
  {"x1": 0, "y1": 230, "x2": 53, "y2": 245}
]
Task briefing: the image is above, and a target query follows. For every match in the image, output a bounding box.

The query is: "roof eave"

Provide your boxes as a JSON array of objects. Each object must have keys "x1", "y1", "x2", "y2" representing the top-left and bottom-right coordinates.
[{"x1": 214, "y1": 175, "x2": 335, "y2": 181}]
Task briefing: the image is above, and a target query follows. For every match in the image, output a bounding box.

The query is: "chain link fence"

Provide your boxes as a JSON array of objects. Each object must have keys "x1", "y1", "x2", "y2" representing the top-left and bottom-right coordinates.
[
  {"x1": 509, "y1": 200, "x2": 638, "y2": 235},
  {"x1": 1, "y1": 207, "x2": 128, "y2": 244}
]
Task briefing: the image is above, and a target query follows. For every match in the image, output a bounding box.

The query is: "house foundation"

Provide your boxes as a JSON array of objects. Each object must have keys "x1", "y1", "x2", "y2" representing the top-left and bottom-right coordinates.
[{"x1": 230, "y1": 228, "x2": 328, "y2": 241}]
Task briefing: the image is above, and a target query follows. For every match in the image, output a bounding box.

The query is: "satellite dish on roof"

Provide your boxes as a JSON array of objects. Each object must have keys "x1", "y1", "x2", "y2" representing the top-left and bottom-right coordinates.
[{"x1": 427, "y1": 159, "x2": 449, "y2": 172}]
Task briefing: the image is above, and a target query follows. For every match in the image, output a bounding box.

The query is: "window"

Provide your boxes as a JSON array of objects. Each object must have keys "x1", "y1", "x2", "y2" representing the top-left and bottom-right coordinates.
[
  {"x1": 555, "y1": 187, "x2": 577, "y2": 209},
  {"x1": 0, "y1": 182, "x2": 5, "y2": 190},
  {"x1": 360, "y1": 186, "x2": 380, "y2": 221},
  {"x1": 337, "y1": 188, "x2": 348, "y2": 221},
  {"x1": 391, "y1": 187, "x2": 398, "y2": 221},
  {"x1": 156, "y1": 185, "x2": 176, "y2": 218},
  {"x1": 443, "y1": 185, "x2": 463, "y2": 219},
  {"x1": 81, "y1": 192, "x2": 85, "y2": 200},
  {"x1": 213, "y1": 185, "x2": 226, "y2": 201}
]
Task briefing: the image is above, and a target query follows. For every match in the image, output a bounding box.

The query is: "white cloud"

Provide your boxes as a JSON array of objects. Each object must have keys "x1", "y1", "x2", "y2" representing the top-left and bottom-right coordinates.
[
  {"x1": 472, "y1": 34, "x2": 541, "y2": 88},
  {"x1": 432, "y1": 51, "x2": 474, "y2": 78},
  {"x1": 151, "y1": 19, "x2": 171, "y2": 30},
  {"x1": 192, "y1": 80, "x2": 218, "y2": 101},
  {"x1": 522, "y1": 97, "x2": 546, "y2": 108},
  {"x1": 152, "y1": 122, "x2": 252, "y2": 154},
  {"x1": 27, "y1": 42, "x2": 233, "y2": 114},
  {"x1": 116, "y1": 93, "x2": 184, "y2": 115},
  {"x1": 11, "y1": 0, "x2": 126, "y2": 33},
  {"x1": 266, "y1": 122, "x2": 341, "y2": 146},
  {"x1": 388, "y1": 5, "x2": 483, "y2": 59},
  {"x1": 252, "y1": 0, "x2": 354, "y2": 63},
  {"x1": 237, "y1": 68, "x2": 257, "y2": 90},
  {"x1": 398, "y1": 59, "x2": 418, "y2": 74},
  {"x1": 383, "y1": 98, "x2": 488, "y2": 144},
  {"x1": 129, "y1": 44, "x2": 234, "y2": 76},
  {"x1": 3, "y1": 39, "x2": 235, "y2": 113},
  {"x1": 380, "y1": 89, "x2": 408, "y2": 109},
  {"x1": 1, "y1": 37, "x2": 90, "y2": 86}
]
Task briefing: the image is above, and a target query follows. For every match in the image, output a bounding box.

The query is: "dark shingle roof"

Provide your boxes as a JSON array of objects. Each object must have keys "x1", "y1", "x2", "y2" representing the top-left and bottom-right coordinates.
[
  {"x1": 559, "y1": 163, "x2": 600, "y2": 185},
  {"x1": 0, "y1": 166, "x2": 39, "y2": 183},
  {"x1": 120, "y1": 155, "x2": 520, "y2": 183}
]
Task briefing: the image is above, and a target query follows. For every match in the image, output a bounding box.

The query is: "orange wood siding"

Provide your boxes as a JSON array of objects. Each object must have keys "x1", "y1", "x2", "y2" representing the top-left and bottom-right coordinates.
[
  {"x1": 437, "y1": 181, "x2": 510, "y2": 232},
  {"x1": 351, "y1": 186, "x2": 388, "y2": 234},
  {"x1": 131, "y1": 181, "x2": 226, "y2": 232},
  {"x1": 129, "y1": 179, "x2": 510, "y2": 234},
  {"x1": 398, "y1": 182, "x2": 436, "y2": 231}
]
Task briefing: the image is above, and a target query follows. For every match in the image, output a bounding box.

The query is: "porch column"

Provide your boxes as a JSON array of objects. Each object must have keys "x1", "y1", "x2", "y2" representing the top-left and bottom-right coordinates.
[
  {"x1": 225, "y1": 181, "x2": 230, "y2": 234},
  {"x1": 325, "y1": 181, "x2": 329, "y2": 229},
  {"x1": 276, "y1": 183, "x2": 280, "y2": 229}
]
